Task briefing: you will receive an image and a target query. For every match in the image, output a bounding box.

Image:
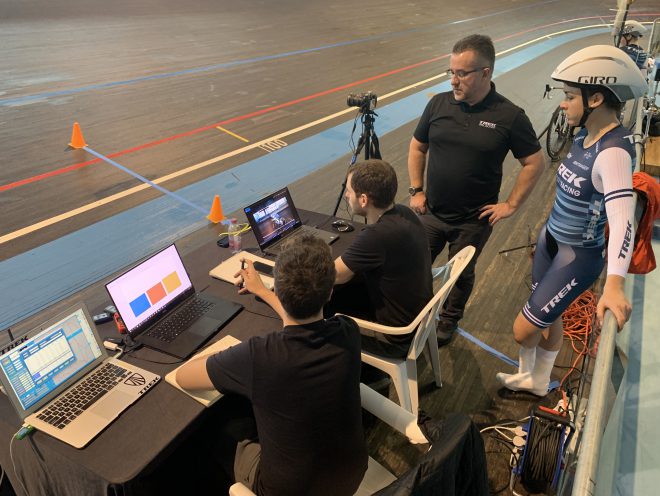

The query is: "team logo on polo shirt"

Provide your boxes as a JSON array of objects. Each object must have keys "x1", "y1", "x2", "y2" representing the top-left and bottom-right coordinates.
[{"x1": 479, "y1": 120, "x2": 496, "y2": 129}]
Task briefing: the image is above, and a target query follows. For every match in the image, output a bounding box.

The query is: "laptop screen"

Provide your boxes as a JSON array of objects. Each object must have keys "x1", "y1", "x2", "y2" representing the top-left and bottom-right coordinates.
[
  {"x1": 0, "y1": 306, "x2": 105, "y2": 416},
  {"x1": 106, "y1": 244, "x2": 194, "y2": 335},
  {"x1": 244, "y1": 187, "x2": 302, "y2": 249}
]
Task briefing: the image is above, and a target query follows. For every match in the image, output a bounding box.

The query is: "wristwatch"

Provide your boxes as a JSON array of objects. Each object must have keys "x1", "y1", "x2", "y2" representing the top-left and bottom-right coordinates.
[{"x1": 408, "y1": 186, "x2": 424, "y2": 196}]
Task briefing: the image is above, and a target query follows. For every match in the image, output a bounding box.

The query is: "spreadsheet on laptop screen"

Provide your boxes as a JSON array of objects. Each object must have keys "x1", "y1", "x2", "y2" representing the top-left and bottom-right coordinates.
[{"x1": 0, "y1": 308, "x2": 102, "y2": 411}]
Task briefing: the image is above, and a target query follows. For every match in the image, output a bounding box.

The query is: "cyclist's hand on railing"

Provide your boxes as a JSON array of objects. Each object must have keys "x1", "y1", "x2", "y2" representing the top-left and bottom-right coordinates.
[
  {"x1": 478, "y1": 201, "x2": 516, "y2": 226},
  {"x1": 410, "y1": 192, "x2": 427, "y2": 215},
  {"x1": 596, "y1": 275, "x2": 632, "y2": 331}
]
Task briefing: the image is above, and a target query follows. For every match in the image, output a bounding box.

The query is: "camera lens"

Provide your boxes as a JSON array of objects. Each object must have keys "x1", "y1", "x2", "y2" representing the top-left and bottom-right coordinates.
[
  {"x1": 346, "y1": 92, "x2": 377, "y2": 110},
  {"x1": 347, "y1": 94, "x2": 361, "y2": 107}
]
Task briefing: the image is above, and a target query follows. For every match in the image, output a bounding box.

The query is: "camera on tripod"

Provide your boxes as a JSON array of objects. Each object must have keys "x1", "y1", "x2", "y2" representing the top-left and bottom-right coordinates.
[
  {"x1": 347, "y1": 92, "x2": 377, "y2": 112},
  {"x1": 332, "y1": 91, "x2": 381, "y2": 216}
]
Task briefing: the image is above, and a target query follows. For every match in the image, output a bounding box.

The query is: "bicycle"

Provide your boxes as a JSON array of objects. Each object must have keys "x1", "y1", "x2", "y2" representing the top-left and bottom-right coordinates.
[
  {"x1": 546, "y1": 105, "x2": 575, "y2": 161},
  {"x1": 542, "y1": 84, "x2": 576, "y2": 161}
]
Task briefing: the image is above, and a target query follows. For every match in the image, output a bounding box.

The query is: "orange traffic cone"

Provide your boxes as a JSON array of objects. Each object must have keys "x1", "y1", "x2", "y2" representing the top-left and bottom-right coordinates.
[
  {"x1": 69, "y1": 122, "x2": 87, "y2": 149},
  {"x1": 207, "y1": 195, "x2": 225, "y2": 223}
]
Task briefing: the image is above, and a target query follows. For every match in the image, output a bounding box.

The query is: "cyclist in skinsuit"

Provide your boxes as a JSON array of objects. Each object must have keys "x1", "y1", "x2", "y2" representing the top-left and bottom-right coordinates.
[
  {"x1": 496, "y1": 45, "x2": 648, "y2": 396},
  {"x1": 619, "y1": 21, "x2": 652, "y2": 74}
]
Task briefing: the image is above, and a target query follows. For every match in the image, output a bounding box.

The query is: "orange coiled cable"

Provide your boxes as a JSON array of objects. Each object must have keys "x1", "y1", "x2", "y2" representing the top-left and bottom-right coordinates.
[{"x1": 560, "y1": 290, "x2": 597, "y2": 387}]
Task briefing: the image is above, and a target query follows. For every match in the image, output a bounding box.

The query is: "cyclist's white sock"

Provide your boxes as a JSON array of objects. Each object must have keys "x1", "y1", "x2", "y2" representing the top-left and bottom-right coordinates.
[
  {"x1": 496, "y1": 347, "x2": 559, "y2": 396},
  {"x1": 494, "y1": 346, "x2": 535, "y2": 386},
  {"x1": 518, "y1": 345, "x2": 536, "y2": 374}
]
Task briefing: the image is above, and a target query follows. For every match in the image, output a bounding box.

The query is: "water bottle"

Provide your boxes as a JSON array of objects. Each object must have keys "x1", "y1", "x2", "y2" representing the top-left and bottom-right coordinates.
[{"x1": 228, "y1": 219, "x2": 242, "y2": 253}]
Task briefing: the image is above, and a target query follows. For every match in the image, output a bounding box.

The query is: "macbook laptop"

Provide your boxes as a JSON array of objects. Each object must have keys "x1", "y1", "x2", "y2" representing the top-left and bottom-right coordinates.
[
  {"x1": 244, "y1": 186, "x2": 338, "y2": 256},
  {"x1": 105, "y1": 244, "x2": 243, "y2": 359},
  {"x1": 0, "y1": 305, "x2": 160, "y2": 448}
]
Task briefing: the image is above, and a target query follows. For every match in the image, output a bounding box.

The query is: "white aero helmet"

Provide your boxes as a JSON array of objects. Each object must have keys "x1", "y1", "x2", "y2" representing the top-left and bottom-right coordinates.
[
  {"x1": 622, "y1": 20, "x2": 647, "y2": 37},
  {"x1": 551, "y1": 44, "x2": 647, "y2": 102}
]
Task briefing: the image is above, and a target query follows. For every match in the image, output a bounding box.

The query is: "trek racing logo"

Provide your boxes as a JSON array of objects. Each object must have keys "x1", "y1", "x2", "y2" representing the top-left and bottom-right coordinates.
[
  {"x1": 618, "y1": 221, "x2": 632, "y2": 259},
  {"x1": 577, "y1": 76, "x2": 618, "y2": 84},
  {"x1": 479, "y1": 120, "x2": 496, "y2": 129},
  {"x1": 542, "y1": 279, "x2": 578, "y2": 314},
  {"x1": 557, "y1": 163, "x2": 586, "y2": 197},
  {"x1": 0, "y1": 335, "x2": 29, "y2": 356}
]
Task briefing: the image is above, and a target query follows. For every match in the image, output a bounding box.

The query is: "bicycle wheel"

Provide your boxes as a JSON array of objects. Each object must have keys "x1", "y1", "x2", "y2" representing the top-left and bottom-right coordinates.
[{"x1": 546, "y1": 106, "x2": 570, "y2": 161}]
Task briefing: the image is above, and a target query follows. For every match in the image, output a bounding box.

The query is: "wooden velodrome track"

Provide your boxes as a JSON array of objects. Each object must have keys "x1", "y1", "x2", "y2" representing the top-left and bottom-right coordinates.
[
  {"x1": 2, "y1": 0, "x2": 656, "y2": 257},
  {"x1": 2, "y1": 0, "x2": 659, "y2": 491}
]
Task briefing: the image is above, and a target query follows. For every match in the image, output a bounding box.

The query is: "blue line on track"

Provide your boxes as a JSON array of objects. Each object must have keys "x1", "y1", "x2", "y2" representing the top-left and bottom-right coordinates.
[
  {"x1": 0, "y1": 0, "x2": 560, "y2": 107},
  {"x1": 457, "y1": 327, "x2": 519, "y2": 367},
  {"x1": 457, "y1": 327, "x2": 561, "y2": 393},
  {"x1": 84, "y1": 147, "x2": 207, "y2": 215},
  {"x1": 0, "y1": 26, "x2": 609, "y2": 332}
]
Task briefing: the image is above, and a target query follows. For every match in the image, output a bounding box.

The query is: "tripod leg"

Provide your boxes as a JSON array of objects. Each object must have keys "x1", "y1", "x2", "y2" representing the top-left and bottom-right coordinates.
[
  {"x1": 353, "y1": 132, "x2": 366, "y2": 163},
  {"x1": 371, "y1": 132, "x2": 382, "y2": 160}
]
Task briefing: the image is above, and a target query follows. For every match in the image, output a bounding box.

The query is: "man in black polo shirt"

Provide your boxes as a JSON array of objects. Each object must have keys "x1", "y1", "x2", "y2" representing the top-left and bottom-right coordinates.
[
  {"x1": 176, "y1": 235, "x2": 368, "y2": 496},
  {"x1": 331, "y1": 159, "x2": 433, "y2": 358},
  {"x1": 408, "y1": 34, "x2": 545, "y2": 345}
]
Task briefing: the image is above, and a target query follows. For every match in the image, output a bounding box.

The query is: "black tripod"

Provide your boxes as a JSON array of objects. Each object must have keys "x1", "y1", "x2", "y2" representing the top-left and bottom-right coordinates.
[{"x1": 332, "y1": 109, "x2": 382, "y2": 216}]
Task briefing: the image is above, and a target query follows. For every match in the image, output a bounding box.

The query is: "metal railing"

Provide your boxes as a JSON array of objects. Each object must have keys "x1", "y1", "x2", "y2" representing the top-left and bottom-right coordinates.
[{"x1": 570, "y1": 89, "x2": 648, "y2": 495}]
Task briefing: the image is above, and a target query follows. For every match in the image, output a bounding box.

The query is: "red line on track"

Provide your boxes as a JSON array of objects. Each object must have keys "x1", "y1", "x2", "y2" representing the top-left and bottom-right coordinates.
[
  {"x1": 2, "y1": 12, "x2": 658, "y2": 193},
  {"x1": 0, "y1": 53, "x2": 450, "y2": 193}
]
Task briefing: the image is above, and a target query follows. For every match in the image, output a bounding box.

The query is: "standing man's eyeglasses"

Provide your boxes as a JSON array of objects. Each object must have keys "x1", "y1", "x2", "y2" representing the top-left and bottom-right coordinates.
[{"x1": 446, "y1": 67, "x2": 488, "y2": 79}]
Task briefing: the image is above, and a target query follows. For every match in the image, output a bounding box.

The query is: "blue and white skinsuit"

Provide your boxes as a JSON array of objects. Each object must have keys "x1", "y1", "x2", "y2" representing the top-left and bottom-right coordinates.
[{"x1": 523, "y1": 126, "x2": 635, "y2": 328}]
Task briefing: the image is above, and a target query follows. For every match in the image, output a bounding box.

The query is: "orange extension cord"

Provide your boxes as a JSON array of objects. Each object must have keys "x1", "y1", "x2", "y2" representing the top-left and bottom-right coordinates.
[{"x1": 560, "y1": 290, "x2": 598, "y2": 388}]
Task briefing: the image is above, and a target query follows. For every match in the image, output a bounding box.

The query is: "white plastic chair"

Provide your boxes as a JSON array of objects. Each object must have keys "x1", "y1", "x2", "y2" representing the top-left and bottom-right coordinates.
[
  {"x1": 228, "y1": 383, "x2": 427, "y2": 496},
  {"x1": 351, "y1": 245, "x2": 476, "y2": 414}
]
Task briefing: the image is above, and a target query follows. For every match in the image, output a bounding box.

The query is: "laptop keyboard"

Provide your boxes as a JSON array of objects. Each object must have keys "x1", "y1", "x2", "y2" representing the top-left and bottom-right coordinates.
[
  {"x1": 145, "y1": 297, "x2": 215, "y2": 343},
  {"x1": 37, "y1": 363, "x2": 130, "y2": 429},
  {"x1": 269, "y1": 225, "x2": 325, "y2": 254}
]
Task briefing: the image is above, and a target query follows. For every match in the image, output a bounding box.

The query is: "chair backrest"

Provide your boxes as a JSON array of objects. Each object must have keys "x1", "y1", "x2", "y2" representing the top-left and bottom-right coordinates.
[{"x1": 406, "y1": 246, "x2": 476, "y2": 360}]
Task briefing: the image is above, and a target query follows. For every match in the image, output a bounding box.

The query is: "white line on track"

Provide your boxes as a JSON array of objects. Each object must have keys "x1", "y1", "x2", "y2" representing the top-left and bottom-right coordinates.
[{"x1": 0, "y1": 23, "x2": 614, "y2": 246}]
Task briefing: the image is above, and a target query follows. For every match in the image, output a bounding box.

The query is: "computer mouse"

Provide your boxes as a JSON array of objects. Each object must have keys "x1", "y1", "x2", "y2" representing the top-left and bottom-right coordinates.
[
  {"x1": 217, "y1": 234, "x2": 229, "y2": 248},
  {"x1": 331, "y1": 220, "x2": 354, "y2": 233}
]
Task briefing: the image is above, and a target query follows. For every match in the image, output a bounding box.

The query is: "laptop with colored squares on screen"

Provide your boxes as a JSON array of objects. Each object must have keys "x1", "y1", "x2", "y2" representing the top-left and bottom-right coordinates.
[
  {"x1": 105, "y1": 244, "x2": 243, "y2": 359},
  {"x1": 0, "y1": 304, "x2": 160, "y2": 448}
]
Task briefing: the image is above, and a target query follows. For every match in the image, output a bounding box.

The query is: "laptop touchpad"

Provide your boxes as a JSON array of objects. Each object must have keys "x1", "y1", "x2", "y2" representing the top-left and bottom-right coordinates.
[{"x1": 91, "y1": 390, "x2": 134, "y2": 420}]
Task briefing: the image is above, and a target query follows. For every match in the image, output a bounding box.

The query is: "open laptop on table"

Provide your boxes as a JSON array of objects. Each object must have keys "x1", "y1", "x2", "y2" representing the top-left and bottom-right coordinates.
[
  {"x1": 0, "y1": 305, "x2": 160, "y2": 448},
  {"x1": 244, "y1": 186, "x2": 338, "y2": 256},
  {"x1": 105, "y1": 244, "x2": 243, "y2": 359}
]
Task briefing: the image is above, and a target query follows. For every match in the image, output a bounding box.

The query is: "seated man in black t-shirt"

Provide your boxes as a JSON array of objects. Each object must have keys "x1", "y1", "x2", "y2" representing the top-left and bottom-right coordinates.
[
  {"x1": 176, "y1": 235, "x2": 368, "y2": 496},
  {"x1": 329, "y1": 159, "x2": 433, "y2": 358}
]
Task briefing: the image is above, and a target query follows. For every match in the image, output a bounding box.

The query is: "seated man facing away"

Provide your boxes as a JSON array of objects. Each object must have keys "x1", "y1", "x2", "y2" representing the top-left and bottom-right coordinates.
[
  {"x1": 329, "y1": 159, "x2": 433, "y2": 358},
  {"x1": 177, "y1": 235, "x2": 368, "y2": 496}
]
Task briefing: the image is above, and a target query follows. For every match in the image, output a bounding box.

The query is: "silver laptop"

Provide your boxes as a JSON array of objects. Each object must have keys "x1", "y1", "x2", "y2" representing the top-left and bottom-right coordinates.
[
  {"x1": 0, "y1": 305, "x2": 160, "y2": 448},
  {"x1": 244, "y1": 186, "x2": 338, "y2": 255}
]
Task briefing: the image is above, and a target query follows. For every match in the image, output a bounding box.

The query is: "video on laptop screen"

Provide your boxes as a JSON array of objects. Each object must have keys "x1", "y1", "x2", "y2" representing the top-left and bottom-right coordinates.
[
  {"x1": 106, "y1": 245, "x2": 193, "y2": 333},
  {"x1": 245, "y1": 188, "x2": 300, "y2": 246},
  {"x1": 0, "y1": 308, "x2": 103, "y2": 411}
]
